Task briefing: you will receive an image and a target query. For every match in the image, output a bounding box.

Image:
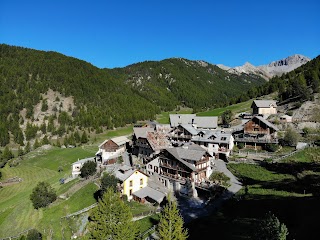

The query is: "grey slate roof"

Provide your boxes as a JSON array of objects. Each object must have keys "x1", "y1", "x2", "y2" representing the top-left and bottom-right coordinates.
[
  {"x1": 194, "y1": 116, "x2": 218, "y2": 129},
  {"x1": 169, "y1": 114, "x2": 217, "y2": 129},
  {"x1": 133, "y1": 127, "x2": 154, "y2": 139},
  {"x1": 252, "y1": 100, "x2": 277, "y2": 108},
  {"x1": 114, "y1": 167, "x2": 148, "y2": 182},
  {"x1": 180, "y1": 124, "x2": 198, "y2": 135},
  {"x1": 169, "y1": 114, "x2": 196, "y2": 127},
  {"x1": 253, "y1": 116, "x2": 279, "y2": 131},
  {"x1": 132, "y1": 186, "x2": 165, "y2": 204},
  {"x1": 192, "y1": 130, "x2": 232, "y2": 144},
  {"x1": 72, "y1": 157, "x2": 95, "y2": 165},
  {"x1": 165, "y1": 145, "x2": 208, "y2": 171}
]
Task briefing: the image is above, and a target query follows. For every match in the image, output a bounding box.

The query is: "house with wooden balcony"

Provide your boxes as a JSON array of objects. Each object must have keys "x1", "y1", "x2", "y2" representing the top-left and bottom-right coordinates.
[
  {"x1": 234, "y1": 116, "x2": 279, "y2": 149},
  {"x1": 191, "y1": 130, "x2": 234, "y2": 161},
  {"x1": 149, "y1": 144, "x2": 213, "y2": 196},
  {"x1": 95, "y1": 136, "x2": 130, "y2": 164},
  {"x1": 169, "y1": 114, "x2": 218, "y2": 129},
  {"x1": 132, "y1": 126, "x2": 171, "y2": 160},
  {"x1": 169, "y1": 124, "x2": 198, "y2": 142}
]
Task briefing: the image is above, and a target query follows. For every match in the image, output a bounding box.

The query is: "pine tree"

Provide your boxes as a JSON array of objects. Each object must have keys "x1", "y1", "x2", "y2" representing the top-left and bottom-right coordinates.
[
  {"x1": 34, "y1": 139, "x2": 40, "y2": 149},
  {"x1": 2, "y1": 146, "x2": 14, "y2": 160},
  {"x1": 25, "y1": 141, "x2": 31, "y2": 153},
  {"x1": 157, "y1": 196, "x2": 188, "y2": 240},
  {"x1": 81, "y1": 131, "x2": 88, "y2": 143},
  {"x1": 18, "y1": 147, "x2": 24, "y2": 156},
  {"x1": 89, "y1": 187, "x2": 139, "y2": 239},
  {"x1": 256, "y1": 212, "x2": 289, "y2": 240}
]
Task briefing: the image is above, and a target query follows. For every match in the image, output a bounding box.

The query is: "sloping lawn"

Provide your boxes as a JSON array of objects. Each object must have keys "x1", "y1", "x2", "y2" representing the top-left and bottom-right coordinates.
[{"x1": 0, "y1": 146, "x2": 96, "y2": 238}]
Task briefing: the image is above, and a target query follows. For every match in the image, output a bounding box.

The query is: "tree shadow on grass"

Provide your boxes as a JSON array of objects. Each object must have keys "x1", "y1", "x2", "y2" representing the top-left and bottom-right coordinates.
[{"x1": 187, "y1": 195, "x2": 320, "y2": 240}]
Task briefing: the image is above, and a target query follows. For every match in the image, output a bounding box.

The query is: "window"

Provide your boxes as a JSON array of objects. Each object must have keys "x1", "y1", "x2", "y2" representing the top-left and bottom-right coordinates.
[
  {"x1": 140, "y1": 178, "x2": 143, "y2": 185},
  {"x1": 154, "y1": 166, "x2": 158, "y2": 173},
  {"x1": 149, "y1": 164, "x2": 153, "y2": 169},
  {"x1": 221, "y1": 137, "x2": 227, "y2": 141},
  {"x1": 129, "y1": 189, "x2": 132, "y2": 196},
  {"x1": 129, "y1": 180, "x2": 133, "y2": 187}
]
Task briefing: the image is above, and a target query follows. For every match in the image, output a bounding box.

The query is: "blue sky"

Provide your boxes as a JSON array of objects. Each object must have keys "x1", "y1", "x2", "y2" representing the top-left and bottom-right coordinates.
[{"x1": 0, "y1": 0, "x2": 319, "y2": 68}]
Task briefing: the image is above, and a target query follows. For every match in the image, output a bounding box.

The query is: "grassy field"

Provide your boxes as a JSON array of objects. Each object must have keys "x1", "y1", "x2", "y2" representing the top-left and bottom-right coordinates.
[
  {"x1": 197, "y1": 99, "x2": 253, "y2": 116},
  {"x1": 0, "y1": 141, "x2": 160, "y2": 239},
  {"x1": 156, "y1": 108, "x2": 193, "y2": 124},
  {"x1": 0, "y1": 146, "x2": 97, "y2": 238},
  {"x1": 187, "y1": 147, "x2": 320, "y2": 240}
]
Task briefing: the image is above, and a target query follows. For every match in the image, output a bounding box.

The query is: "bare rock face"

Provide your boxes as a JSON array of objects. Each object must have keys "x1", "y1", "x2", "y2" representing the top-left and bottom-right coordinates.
[
  {"x1": 216, "y1": 54, "x2": 311, "y2": 80},
  {"x1": 257, "y1": 54, "x2": 311, "y2": 77}
]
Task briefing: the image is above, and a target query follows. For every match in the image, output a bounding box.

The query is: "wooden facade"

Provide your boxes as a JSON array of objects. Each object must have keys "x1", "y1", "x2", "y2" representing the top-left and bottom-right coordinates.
[
  {"x1": 159, "y1": 149, "x2": 210, "y2": 183},
  {"x1": 244, "y1": 118, "x2": 274, "y2": 135},
  {"x1": 101, "y1": 140, "x2": 120, "y2": 152}
]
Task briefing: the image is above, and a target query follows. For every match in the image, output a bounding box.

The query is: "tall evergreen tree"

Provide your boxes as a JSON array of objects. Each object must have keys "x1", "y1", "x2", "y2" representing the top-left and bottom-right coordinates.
[
  {"x1": 256, "y1": 212, "x2": 289, "y2": 240},
  {"x1": 89, "y1": 187, "x2": 139, "y2": 239},
  {"x1": 157, "y1": 196, "x2": 188, "y2": 240}
]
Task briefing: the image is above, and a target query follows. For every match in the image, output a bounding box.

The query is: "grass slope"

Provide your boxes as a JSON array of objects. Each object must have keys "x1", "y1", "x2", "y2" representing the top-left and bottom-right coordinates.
[
  {"x1": 0, "y1": 146, "x2": 96, "y2": 238},
  {"x1": 187, "y1": 147, "x2": 320, "y2": 240}
]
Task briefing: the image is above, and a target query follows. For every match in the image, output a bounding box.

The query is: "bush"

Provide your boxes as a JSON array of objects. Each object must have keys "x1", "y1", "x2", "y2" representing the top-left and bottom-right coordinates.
[
  {"x1": 283, "y1": 127, "x2": 300, "y2": 146},
  {"x1": 237, "y1": 142, "x2": 245, "y2": 149},
  {"x1": 209, "y1": 171, "x2": 231, "y2": 188},
  {"x1": 30, "y1": 182, "x2": 57, "y2": 209},
  {"x1": 266, "y1": 143, "x2": 279, "y2": 152},
  {"x1": 26, "y1": 229, "x2": 42, "y2": 240},
  {"x1": 80, "y1": 161, "x2": 97, "y2": 178}
]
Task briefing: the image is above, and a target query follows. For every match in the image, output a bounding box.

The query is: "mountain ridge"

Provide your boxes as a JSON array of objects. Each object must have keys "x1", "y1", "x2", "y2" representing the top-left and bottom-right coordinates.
[{"x1": 217, "y1": 54, "x2": 311, "y2": 80}]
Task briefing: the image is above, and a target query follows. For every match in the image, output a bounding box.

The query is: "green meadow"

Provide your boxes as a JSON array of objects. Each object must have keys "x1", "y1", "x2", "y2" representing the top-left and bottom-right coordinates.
[{"x1": 0, "y1": 147, "x2": 96, "y2": 238}]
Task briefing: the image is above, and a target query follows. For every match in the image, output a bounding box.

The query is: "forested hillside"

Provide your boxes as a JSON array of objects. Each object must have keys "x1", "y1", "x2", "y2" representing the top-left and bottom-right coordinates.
[
  {"x1": 110, "y1": 58, "x2": 266, "y2": 112},
  {"x1": 0, "y1": 44, "x2": 268, "y2": 150},
  {"x1": 0, "y1": 44, "x2": 159, "y2": 147}
]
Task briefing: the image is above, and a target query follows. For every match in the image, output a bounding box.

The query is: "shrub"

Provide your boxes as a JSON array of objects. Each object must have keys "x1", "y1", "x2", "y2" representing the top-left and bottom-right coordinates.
[
  {"x1": 26, "y1": 229, "x2": 42, "y2": 240},
  {"x1": 209, "y1": 171, "x2": 231, "y2": 188},
  {"x1": 80, "y1": 161, "x2": 97, "y2": 178},
  {"x1": 237, "y1": 142, "x2": 245, "y2": 149},
  {"x1": 30, "y1": 182, "x2": 57, "y2": 209},
  {"x1": 266, "y1": 143, "x2": 279, "y2": 152},
  {"x1": 283, "y1": 127, "x2": 299, "y2": 147}
]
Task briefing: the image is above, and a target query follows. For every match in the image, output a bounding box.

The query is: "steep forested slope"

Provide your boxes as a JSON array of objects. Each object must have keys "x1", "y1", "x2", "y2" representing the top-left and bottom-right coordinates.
[
  {"x1": 109, "y1": 58, "x2": 266, "y2": 111},
  {"x1": 0, "y1": 44, "x2": 267, "y2": 147},
  {"x1": 0, "y1": 44, "x2": 158, "y2": 146}
]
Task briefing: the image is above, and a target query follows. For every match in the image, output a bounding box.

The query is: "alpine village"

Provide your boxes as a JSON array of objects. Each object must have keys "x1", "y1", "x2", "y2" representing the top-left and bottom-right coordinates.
[{"x1": 1, "y1": 44, "x2": 320, "y2": 240}]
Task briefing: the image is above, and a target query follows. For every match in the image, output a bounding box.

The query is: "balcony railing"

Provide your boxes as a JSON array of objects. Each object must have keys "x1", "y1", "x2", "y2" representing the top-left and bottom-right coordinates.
[
  {"x1": 234, "y1": 134, "x2": 278, "y2": 144},
  {"x1": 160, "y1": 163, "x2": 190, "y2": 173},
  {"x1": 161, "y1": 172, "x2": 188, "y2": 183}
]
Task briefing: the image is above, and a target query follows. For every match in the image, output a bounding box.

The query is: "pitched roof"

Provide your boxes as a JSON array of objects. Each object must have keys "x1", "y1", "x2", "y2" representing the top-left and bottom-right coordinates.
[
  {"x1": 72, "y1": 157, "x2": 95, "y2": 165},
  {"x1": 192, "y1": 130, "x2": 232, "y2": 144},
  {"x1": 180, "y1": 124, "x2": 198, "y2": 135},
  {"x1": 132, "y1": 186, "x2": 166, "y2": 204},
  {"x1": 165, "y1": 145, "x2": 208, "y2": 171},
  {"x1": 114, "y1": 167, "x2": 148, "y2": 182},
  {"x1": 252, "y1": 116, "x2": 279, "y2": 131},
  {"x1": 169, "y1": 114, "x2": 196, "y2": 127},
  {"x1": 194, "y1": 116, "x2": 218, "y2": 129},
  {"x1": 252, "y1": 100, "x2": 277, "y2": 108},
  {"x1": 133, "y1": 127, "x2": 154, "y2": 139},
  {"x1": 146, "y1": 132, "x2": 171, "y2": 151},
  {"x1": 169, "y1": 114, "x2": 218, "y2": 129},
  {"x1": 98, "y1": 136, "x2": 130, "y2": 148}
]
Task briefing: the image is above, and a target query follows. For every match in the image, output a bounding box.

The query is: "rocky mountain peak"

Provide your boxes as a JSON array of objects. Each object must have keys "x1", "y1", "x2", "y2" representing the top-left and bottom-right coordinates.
[{"x1": 216, "y1": 54, "x2": 311, "y2": 80}]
